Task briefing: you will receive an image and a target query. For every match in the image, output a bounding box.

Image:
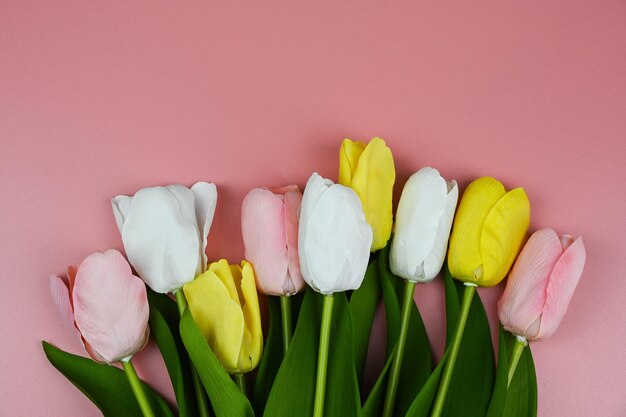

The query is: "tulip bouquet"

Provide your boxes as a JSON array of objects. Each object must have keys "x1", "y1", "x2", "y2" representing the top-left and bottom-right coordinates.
[{"x1": 43, "y1": 138, "x2": 585, "y2": 417}]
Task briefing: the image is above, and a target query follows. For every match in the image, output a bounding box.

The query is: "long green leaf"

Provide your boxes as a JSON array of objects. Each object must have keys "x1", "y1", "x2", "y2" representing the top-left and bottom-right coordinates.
[
  {"x1": 179, "y1": 310, "x2": 254, "y2": 417},
  {"x1": 42, "y1": 341, "x2": 174, "y2": 417},
  {"x1": 264, "y1": 289, "x2": 361, "y2": 417},
  {"x1": 349, "y1": 256, "x2": 382, "y2": 386},
  {"x1": 148, "y1": 290, "x2": 198, "y2": 417},
  {"x1": 253, "y1": 296, "x2": 283, "y2": 416},
  {"x1": 404, "y1": 349, "x2": 450, "y2": 417},
  {"x1": 486, "y1": 326, "x2": 510, "y2": 417},
  {"x1": 502, "y1": 332, "x2": 537, "y2": 417}
]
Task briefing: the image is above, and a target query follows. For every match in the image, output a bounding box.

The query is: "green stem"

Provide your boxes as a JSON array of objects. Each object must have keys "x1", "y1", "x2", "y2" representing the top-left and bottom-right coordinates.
[
  {"x1": 382, "y1": 279, "x2": 417, "y2": 417},
  {"x1": 430, "y1": 284, "x2": 476, "y2": 417},
  {"x1": 122, "y1": 360, "x2": 156, "y2": 417},
  {"x1": 280, "y1": 295, "x2": 293, "y2": 354},
  {"x1": 507, "y1": 336, "x2": 528, "y2": 387},
  {"x1": 174, "y1": 290, "x2": 211, "y2": 417},
  {"x1": 313, "y1": 294, "x2": 335, "y2": 417},
  {"x1": 234, "y1": 374, "x2": 247, "y2": 396}
]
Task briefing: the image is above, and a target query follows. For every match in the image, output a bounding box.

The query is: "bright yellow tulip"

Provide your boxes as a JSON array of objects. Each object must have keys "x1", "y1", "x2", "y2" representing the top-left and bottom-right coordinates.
[
  {"x1": 339, "y1": 137, "x2": 395, "y2": 251},
  {"x1": 183, "y1": 259, "x2": 263, "y2": 374},
  {"x1": 448, "y1": 177, "x2": 530, "y2": 287}
]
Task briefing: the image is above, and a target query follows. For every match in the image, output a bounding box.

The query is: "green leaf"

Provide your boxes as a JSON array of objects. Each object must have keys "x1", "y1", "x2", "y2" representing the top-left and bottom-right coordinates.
[
  {"x1": 349, "y1": 256, "x2": 382, "y2": 385},
  {"x1": 264, "y1": 289, "x2": 361, "y2": 417},
  {"x1": 486, "y1": 326, "x2": 510, "y2": 417},
  {"x1": 179, "y1": 309, "x2": 254, "y2": 417},
  {"x1": 441, "y1": 271, "x2": 496, "y2": 417},
  {"x1": 362, "y1": 244, "x2": 432, "y2": 417},
  {"x1": 42, "y1": 341, "x2": 174, "y2": 417},
  {"x1": 404, "y1": 349, "x2": 450, "y2": 417},
  {"x1": 148, "y1": 290, "x2": 198, "y2": 417},
  {"x1": 502, "y1": 332, "x2": 537, "y2": 417}
]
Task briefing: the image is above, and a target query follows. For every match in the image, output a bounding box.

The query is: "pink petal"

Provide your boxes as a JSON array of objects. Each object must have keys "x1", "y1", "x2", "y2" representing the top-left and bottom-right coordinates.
[
  {"x1": 284, "y1": 188, "x2": 305, "y2": 294},
  {"x1": 537, "y1": 237, "x2": 586, "y2": 340},
  {"x1": 242, "y1": 189, "x2": 289, "y2": 295},
  {"x1": 72, "y1": 249, "x2": 150, "y2": 363},
  {"x1": 49, "y1": 275, "x2": 80, "y2": 338},
  {"x1": 498, "y1": 228, "x2": 563, "y2": 339}
]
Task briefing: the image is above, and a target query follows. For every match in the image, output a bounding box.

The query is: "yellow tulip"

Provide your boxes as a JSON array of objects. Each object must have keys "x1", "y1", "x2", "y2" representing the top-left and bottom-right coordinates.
[
  {"x1": 339, "y1": 137, "x2": 396, "y2": 251},
  {"x1": 183, "y1": 259, "x2": 263, "y2": 374},
  {"x1": 448, "y1": 177, "x2": 530, "y2": 287}
]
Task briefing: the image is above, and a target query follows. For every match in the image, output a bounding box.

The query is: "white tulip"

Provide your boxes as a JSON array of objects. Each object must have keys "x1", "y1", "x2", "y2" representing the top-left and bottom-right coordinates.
[
  {"x1": 112, "y1": 182, "x2": 217, "y2": 293},
  {"x1": 390, "y1": 167, "x2": 458, "y2": 283},
  {"x1": 298, "y1": 173, "x2": 373, "y2": 294}
]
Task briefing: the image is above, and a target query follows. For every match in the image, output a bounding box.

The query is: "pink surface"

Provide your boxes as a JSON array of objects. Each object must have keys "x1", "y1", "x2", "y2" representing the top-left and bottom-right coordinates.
[{"x1": 1, "y1": 1, "x2": 625, "y2": 416}]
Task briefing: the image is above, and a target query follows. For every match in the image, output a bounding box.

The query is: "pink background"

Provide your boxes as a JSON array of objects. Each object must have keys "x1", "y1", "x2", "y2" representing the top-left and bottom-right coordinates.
[{"x1": 1, "y1": 1, "x2": 625, "y2": 416}]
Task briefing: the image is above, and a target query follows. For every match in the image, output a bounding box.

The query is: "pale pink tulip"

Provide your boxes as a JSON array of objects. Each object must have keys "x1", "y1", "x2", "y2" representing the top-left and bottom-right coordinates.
[
  {"x1": 241, "y1": 185, "x2": 305, "y2": 296},
  {"x1": 50, "y1": 249, "x2": 150, "y2": 363},
  {"x1": 498, "y1": 228, "x2": 586, "y2": 341}
]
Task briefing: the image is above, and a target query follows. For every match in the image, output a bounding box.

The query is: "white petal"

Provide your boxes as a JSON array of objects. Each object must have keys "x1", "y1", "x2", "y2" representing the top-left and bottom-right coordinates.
[
  {"x1": 121, "y1": 186, "x2": 201, "y2": 293},
  {"x1": 111, "y1": 195, "x2": 133, "y2": 233},
  {"x1": 422, "y1": 180, "x2": 458, "y2": 280},
  {"x1": 390, "y1": 167, "x2": 448, "y2": 282},
  {"x1": 191, "y1": 182, "x2": 218, "y2": 272}
]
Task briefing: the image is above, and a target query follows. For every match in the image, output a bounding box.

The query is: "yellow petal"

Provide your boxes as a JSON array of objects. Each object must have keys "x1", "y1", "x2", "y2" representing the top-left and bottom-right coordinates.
[
  {"x1": 480, "y1": 188, "x2": 530, "y2": 286},
  {"x1": 183, "y1": 271, "x2": 244, "y2": 373},
  {"x1": 209, "y1": 259, "x2": 240, "y2": 305},
  {"x1": 448, "y1": 177, "x2": 506, "y2": 282},
  {"x1": 348, "y1": 137, "x2": 396, "y2": 250},
  {"x1": 338, "y1": 139, "x2": 366, "y2": 186},
  {"x1": 237, "y1": 261, "x2": 263, "y2": 372}
]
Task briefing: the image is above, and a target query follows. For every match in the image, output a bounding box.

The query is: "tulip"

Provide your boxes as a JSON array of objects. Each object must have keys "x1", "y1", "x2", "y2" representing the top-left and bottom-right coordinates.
[
  {"x1": 339, "y1": 137, "x2": 395, "y2": 251},
  {"x1": 241, "y1": 185, "x2": 305, "y2": 296},
  {"x1": 50, "y1": 249, "x2": 154, "y2": 417},
  {"x1": 112, "y1": 182, "x2": 217, "y2": 294},
  {"x1": 498, "y1": 228, "x2": 585, "y2": 385},
  {"x1": 390, "y1": 167, "x2": 459, "y2": 283},
  {"x1": 242, "y1": 185, "x2": 304, "y2": 354},
  {"x1": 299, "y1": 172, "x2": 372, "y2": 417},
  {"x1": 382, "y1": 167, "x2": 458, "y2": 417},
  {"x1": 432, "y1": 177, "x2": 530, "y2": 417},
  {"x1": 447, "y1": 176, "x2": 530, "y2": 287},
  {"x1": 183, "y1": 259, "x2": 263, "y2": 375}
]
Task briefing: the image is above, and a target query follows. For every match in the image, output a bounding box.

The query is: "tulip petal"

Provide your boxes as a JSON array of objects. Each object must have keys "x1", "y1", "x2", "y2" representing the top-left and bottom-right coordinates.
[
  {"x1": 72, "y1": 250, "x2": 150, "y2": 363},
  {"x1": 241, "y1": 189, "x2": 289, "y2": 295},
  {"x1": 537, "y1": 237, "x2": 586, "y2": 340},
  {"x1": 423, "y1": 181, "x2": 459, "y2": 280},
  {"x1": 49, "y1": 275, "x2": 80, "y2": 339},
  {"x1": 238, "y1": 261, "x2": 263, "y2": 372},
  {"x1": 183, "y1": 270, "x2": 245, "y2": 373},
  {"x1": 348, "y1": 138, "x2": 396, "y2": 250},
  {"x1": 448, "y1": 177, "x2": 506, "y2": 281},
  {"x1": 209, "y1": 259, "x2": 242, "y2": 305},
  {"x1": 111, "y1": 195, "x2": 132, "y2": 233},
  {"x1": 391, "y1": 167, "x2": 449, "y2": 281},
  {"x1": 119, "y1": 186, "x2": 201, "y2": 293},
  {"x1": 481, "y1": 187, "x2": 531, "y2": 286},
  {"x1": 191, "y1": 182, "x2": 218, "y2": 272},
  {"x1": 498, "y1": 228, "x2": 563, "y2": 339},
  {"x1": 338, "y1": 139, "x2": 366, "y2": 186},
  {"x1": 301, "y1": 183, "x2": 372, "y2": 294},
  {"x1": 284, "y1": 188, "x2": 305, "y2": 294}
]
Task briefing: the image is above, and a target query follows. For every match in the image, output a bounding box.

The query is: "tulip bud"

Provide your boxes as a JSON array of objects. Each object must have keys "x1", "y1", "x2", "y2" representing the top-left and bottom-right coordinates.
[
  {"x1": 498, "y1": 228, "x2": 586, "y2": 341},
  {"x1": 183, "y1": 259, "x2": 263, "y2": 374},
  {"x1": 50, "y1": 250, "x2": 150, "y2": 364},
  {"x1": 241, "y1": 186, "x2": 305, "y2": 296},
  {"x1": 112, "y1": 182, "x2": 217, "y2": 294},
  {"x1": 390, "y1": 167, "x2": 458, "y2": 282},
  {"x1": 298, "y1": 173, "x2": 372, "y2": 294},
  {"x1": 339, "y1": 137, "x2": 395, "y2": 251},
  {"x1": 448, "y1": 176, "x2": 530, "y2": 287}
]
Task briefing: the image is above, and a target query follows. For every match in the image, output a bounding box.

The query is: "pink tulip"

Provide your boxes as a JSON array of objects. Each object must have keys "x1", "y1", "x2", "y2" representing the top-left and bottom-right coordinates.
[
  {"x1": 241, "y1": 185, "x2": 305, "y2": 296},
  {"x1": 50, "y1": 249, "x2": 150, "y2": 363},
  {"x1": 498, "y1": 228, "x2": 586, "y2": 341}
]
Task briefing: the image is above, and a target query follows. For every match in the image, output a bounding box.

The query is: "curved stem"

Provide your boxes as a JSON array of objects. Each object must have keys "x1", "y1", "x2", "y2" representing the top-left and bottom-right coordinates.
[
  {"x1": 382, "y1": 279, "x2": 417, "y2": 417},
  {"x1": 122, "y1": 360, "x2": 156, "y2": 417},
  {"x1": 280, "y1": 295, "x2": 293, "y2": 354},
  {"x1": 174, "y1": 290, "x2": 211, "y2": 417},
  {"x1": 507, "y1": 336, "x2": 528, "y2": 387},
  {"x1": 430, "y1": 284, "x2": 476, "y2": 417},
  {"x1": 313, "y1": 294, "x2": 335, "y2": 417},
  {"x1": 234, "y1": 374, "x2": 247, "y2": 396}
]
